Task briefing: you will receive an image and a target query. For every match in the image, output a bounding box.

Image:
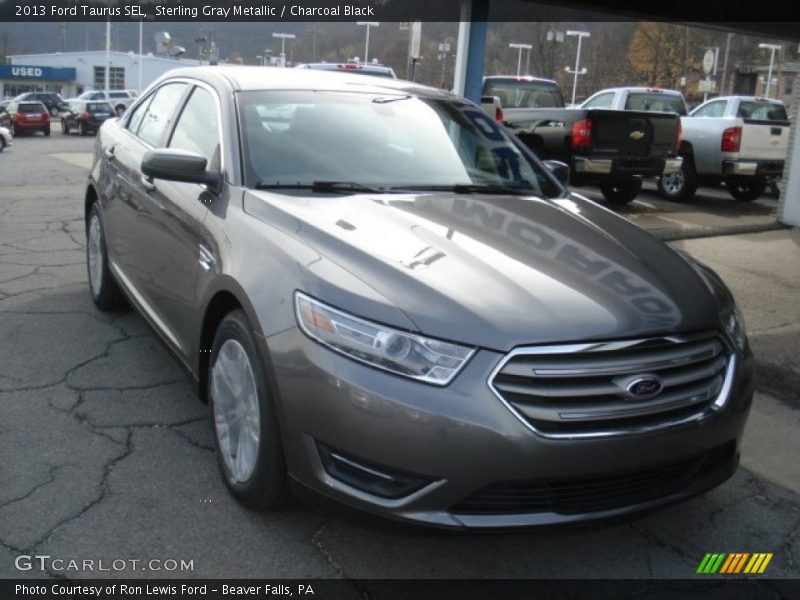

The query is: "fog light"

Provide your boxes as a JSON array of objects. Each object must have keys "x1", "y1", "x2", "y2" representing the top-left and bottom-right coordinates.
[{"x1": 317, "y1": 443, "x2": 431, "y2": 499}]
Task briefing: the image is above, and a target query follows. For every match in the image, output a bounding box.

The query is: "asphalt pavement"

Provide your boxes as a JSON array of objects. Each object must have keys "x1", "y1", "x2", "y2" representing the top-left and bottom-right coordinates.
[{"x1": 0, "y1": 131, "x2": 798, "y2": 583}]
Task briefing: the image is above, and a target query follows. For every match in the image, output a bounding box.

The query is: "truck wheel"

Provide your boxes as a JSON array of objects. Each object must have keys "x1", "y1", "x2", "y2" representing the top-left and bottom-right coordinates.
[
  {"x1": 657, "y1": 157, "x2": 698, "y2": 202},
  {"x1": 727, "y1": 177, "x2": 767, "y2": 202},
  {"x1": 600, "y1": 178, "x2": 642, "y2": 205}
]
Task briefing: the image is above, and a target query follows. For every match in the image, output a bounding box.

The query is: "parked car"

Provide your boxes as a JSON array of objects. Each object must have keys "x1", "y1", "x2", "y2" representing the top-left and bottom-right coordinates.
[
  {"x1": 86, "y1": 66, "x2": 753, "y2": 530},
  {"x1": 0, "y1": 126, "x2": 11, "y2": 152},
  {"x1": 659, "y1": 96, "x2": 790, "y2": 202},
  {"x1": 5, "y1": 101, "x2": 51, "y2": 136},
  {"x1": 62, "y1": 100, "x2": 116, "y2": 136},
  {"x1": 0, "y1": 101, "x2": 10, "y2": 128},
  {"x1": 295, "y1": 62, "x2": 397, "y2": 78},
  {"x1": 77, "y1": 90, "x2": 138, "y2": 115},
  {"x1": 13, "y1": 91, "x2": 69, "y2": 117},
  {"x1": 490, "y1": 79, "x2": 683, "y2": 204}
]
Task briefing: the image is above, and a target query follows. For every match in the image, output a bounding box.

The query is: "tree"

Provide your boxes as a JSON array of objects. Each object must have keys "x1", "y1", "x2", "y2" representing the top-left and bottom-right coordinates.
[{"x1": 628, "y1": 22, "x2": 690, "y2": 88}]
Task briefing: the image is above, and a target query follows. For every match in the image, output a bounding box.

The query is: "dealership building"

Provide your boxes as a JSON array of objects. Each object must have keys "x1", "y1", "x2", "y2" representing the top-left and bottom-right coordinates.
[{"x1": 1, "y1": 51, "x2": 202, "y2": 99}]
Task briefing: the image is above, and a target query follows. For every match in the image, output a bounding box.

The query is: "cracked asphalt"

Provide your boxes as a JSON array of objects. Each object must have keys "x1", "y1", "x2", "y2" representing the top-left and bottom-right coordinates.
[{"x1": 0, "y1": 132, "x2": 798, "y2": 583}]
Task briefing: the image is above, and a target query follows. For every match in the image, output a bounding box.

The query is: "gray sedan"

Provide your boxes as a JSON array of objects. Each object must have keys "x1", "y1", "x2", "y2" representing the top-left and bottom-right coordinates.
[{"x1": 85, "y1": 66, "x2": 754, "y2": 529}]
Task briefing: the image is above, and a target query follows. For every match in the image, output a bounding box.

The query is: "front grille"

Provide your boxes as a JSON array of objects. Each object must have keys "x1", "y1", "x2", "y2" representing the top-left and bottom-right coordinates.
[
  {"x1": 489, "y1": 333, "x2": 733, "y2": 438},
  {"x1": 452, "y1": 442, "x2": 736, "y2": 515}
]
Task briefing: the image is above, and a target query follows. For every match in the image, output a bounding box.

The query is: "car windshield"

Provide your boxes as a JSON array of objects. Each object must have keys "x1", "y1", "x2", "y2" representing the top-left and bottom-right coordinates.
[
  {"x1": 737, "y1": 101, "x2": 788, "y2": 121},
  {"x1": 624, "y1": 92, "x2": 687, "y2": 115},
  {"x1": 18, "y1": 103, "x2": 44, "y2": 113},
  {"x1": 238, "y1": 90, "x2": 561, "y2": 197},
  {"x1": 87, "y1": 102, "x2": 114, "y2": 113},
  {"x1": 483, "y1": 79, "x2": 564, "y2": 109}
]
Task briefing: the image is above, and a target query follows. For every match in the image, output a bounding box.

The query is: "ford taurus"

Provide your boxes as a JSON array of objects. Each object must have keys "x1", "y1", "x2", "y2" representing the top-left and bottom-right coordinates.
[{"x1": 85, "y1": 66, "x2": 754, "y2": 529}]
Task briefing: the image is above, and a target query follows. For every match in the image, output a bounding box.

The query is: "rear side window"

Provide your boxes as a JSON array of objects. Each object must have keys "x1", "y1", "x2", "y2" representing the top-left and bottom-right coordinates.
[
  {"x1": 737, "y1": 101, "x2": 788, "y2": 121},
  {"x1": 625, "y1": 93, "x2": 687, "y2": 115},
  {"x1": 135, "y1": 83, "x2": 187, "y2": 146},
  {"x1": 168, "y1": 86, "x2": 221, "y2": 168},
  {"x1": 583, "y1": 92, "x2": 614, "y2": 109},
  {"x1": 692, "y1": 101, "x2": 726, "y2": 118}
]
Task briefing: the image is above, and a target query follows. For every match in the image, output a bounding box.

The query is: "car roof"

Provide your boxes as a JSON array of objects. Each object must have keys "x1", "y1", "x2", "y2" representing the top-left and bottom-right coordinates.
[
  {"x1": 484, "y1": 75, "x2": 559, "y2": 86},
  {"x1": 599, "y1": 87, "x2": 684, "y2": 96},
  {"x1": 150, "y1": 66, "x2": 455, "y2": 101}
]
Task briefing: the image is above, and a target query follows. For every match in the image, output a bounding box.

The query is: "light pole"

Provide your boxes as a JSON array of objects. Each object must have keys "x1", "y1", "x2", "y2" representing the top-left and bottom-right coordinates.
[
  {"x1": 758, "y1": 43, "x2": 781, "y2": 98},
  {"x1": 272, "y1": 33, "x2": 295, "y2": 68},
  {"x1": 357, "y1": 21, "x2": 379, "y2": 64},
  {"x1": 509, "y1": 43, "x2": 532, "y2": 77},
  {"x1": 565, "y1": 30, "x2": 590, "y2": 106}
]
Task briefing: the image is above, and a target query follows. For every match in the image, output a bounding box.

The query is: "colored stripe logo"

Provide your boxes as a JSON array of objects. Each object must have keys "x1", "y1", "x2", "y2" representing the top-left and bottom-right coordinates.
[{"x1": 697, "y1": 553, "x2": 773, "y2": 574}]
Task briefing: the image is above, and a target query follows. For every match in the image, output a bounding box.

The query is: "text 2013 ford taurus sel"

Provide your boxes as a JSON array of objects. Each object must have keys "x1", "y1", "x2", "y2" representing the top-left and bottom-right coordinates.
[{"x1": 85, "y1": 66, "x2": 754, "y2": 529}]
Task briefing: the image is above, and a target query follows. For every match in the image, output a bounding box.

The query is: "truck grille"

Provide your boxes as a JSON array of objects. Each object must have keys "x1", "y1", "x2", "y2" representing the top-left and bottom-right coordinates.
[
  {"x1": 489, "y1": 333, "x2": 734, "y2": 439},
  {"x1": 451, "y1": 442, "x2": 735, "y2": 515}
]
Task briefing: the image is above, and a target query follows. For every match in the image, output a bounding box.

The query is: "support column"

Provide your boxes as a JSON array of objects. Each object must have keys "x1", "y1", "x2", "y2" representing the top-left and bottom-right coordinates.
[
  {"x1": 464, "y1": 0, "x2": 489, "y2": 103},
  {"x1": 778, "y1": 77, "x2": 800, "y2": 226}
]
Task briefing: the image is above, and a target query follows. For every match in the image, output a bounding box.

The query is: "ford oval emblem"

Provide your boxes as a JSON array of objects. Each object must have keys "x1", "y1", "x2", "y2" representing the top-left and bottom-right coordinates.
[{"x1": 625, "y1": 376, "x2": 663, "y2": 400}]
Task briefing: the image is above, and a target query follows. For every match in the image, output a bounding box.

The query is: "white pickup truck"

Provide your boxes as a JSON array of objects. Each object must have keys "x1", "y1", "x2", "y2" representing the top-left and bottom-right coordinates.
[{"x1": 659, "y1": 96, "x2": 790, "y2": 202}]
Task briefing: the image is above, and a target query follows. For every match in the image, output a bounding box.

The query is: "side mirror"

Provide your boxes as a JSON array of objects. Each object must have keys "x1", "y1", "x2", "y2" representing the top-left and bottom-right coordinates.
[
  {"x1": 543, "y1": 160, "x2": 570, "y2": 187},
  {"x1": 142, "y1": 149, "x2": 221, "y2": 192}
]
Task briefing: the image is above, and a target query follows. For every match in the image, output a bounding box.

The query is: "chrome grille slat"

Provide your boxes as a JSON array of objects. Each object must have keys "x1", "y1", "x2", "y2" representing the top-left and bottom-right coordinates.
[
  {"x1": 500, "y1": 338, "x2": 723, "y2": 378},
  {"x1": 488, "y1": 333, "x2": 734, "y2": 439}
]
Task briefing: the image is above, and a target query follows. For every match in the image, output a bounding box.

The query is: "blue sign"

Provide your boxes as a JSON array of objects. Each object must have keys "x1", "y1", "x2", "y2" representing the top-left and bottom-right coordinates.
[{"x1": 0, "y1": 65, "x2": 76, "y2": 81}]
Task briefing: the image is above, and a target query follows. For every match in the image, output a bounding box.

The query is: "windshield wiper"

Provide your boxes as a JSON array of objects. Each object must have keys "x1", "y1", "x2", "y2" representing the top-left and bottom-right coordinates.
[
  {"x1": 254, "y1": 181, "x2": 384, "y2": 194},
  {"x1": 389, "y1": 183, "x2": 534, "y2": 196}
]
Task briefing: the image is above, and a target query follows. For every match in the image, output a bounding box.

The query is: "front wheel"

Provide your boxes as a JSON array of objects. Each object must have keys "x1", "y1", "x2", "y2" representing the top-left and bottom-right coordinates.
[
  {"x1": 657, "y1": 157, "x2": 698, "y2": 202},
  {"x1": 209, "y1": 310, "x2": 290, "y2": 511},
  {"x1": 79, "y1": 122, "x2": 88, "y2": 137},
  {"x1": 727, "y1": 176, "x2": 767, "y2": 202},
  {"x1": 43, "y1": 127, "x2": 50, "y2": 137},
  {"x1": 86, "y1": 203, "x2": 127, "y2": 311},
  {"x1": 600, "y1": 178, "x2": 642, "y2": 205}
]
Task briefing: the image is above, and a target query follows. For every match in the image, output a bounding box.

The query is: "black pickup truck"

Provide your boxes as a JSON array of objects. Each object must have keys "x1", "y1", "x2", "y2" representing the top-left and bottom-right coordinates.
[{"x1": 482, "y1": 77, "x2": 683, "y2": 204}]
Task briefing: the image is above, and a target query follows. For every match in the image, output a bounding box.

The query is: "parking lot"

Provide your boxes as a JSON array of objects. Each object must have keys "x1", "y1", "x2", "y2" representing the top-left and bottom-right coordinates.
[{"x1": 0, "y1": 131, "x2": 798, "y2": 582}]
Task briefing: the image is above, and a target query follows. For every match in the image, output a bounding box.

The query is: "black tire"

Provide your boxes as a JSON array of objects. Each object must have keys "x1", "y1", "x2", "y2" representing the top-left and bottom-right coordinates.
[
  {"x1": 62, "y1": 121, "x2": 69, "y2": 135},
  {"x1": 727, "y1": 176, "x2": 767, "y2": 202},
  {"x1": 43, "y1": 127, "x2": 50, "y2": 137},
  {"x1": 600, "y1": 178, "x2": 643, "y2": 205},
  {"x1": 657, "y1": 156, "x2": 698, "y2": 202},
  {"x1": 9, "y1": 123, "x2": 15, "y2": 137},
  {"x1": 86, "y1": 203, "x2": 127, "y2": 311},
  {"x1": 0, "y1": 138, "x2": 5, "y2": 153},
  {"x1": 208, "y1": 310, "x2": 290, "y2": 511},
  {"x1": 49, "y1": 107, "x2": 59, "y2": 118},
  {"x1": 79, "y1": 122, "x2": 87, "y2": 137}
]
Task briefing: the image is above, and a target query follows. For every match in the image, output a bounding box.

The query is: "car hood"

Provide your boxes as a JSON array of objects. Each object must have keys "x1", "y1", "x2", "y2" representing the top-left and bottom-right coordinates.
[{"x1": 245, "y1": 190, "x2": 723, "y2": 351}]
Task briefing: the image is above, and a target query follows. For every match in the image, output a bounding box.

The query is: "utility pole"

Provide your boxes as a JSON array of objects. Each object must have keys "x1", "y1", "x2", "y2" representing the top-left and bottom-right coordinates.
[
  {"x1": 356, "y1": 22, "x2": 379, "y2": 64},
  {"x1": 509, "y1": 43, "x2": 532, "y2": 77},
  {"x1": 565, "y1": 30, "x2": 590, "y2": 106},
  {"x1": 759, "y1": 43, "x2": 781, "y2": 98}
]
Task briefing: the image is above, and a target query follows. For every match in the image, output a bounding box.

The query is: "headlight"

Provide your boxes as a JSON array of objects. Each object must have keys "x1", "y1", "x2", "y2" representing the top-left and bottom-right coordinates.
[
  {"x1": 723, "y1": 304, "x2": 747, "y2": 352},
  {"x1": 294, "y1": 292, "x2": 474, "y2": 385}
]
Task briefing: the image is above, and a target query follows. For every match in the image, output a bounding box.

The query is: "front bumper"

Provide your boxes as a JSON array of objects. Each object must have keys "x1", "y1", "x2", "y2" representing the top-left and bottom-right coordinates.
[
  {"x1": 722, "y1": 159, "x2": 784, "y2": 178},
  {"x1": 263, "y1": 328, "x2": 754, "y2": 530},
  {"x1": 574, "y1": 156, "x2": 682, "y2": 177}
]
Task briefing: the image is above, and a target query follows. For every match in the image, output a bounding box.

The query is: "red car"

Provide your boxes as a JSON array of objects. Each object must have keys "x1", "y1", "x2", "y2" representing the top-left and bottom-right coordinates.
[{"x1": 6, "y1": 101, "x2": 51, "y2": 137}]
